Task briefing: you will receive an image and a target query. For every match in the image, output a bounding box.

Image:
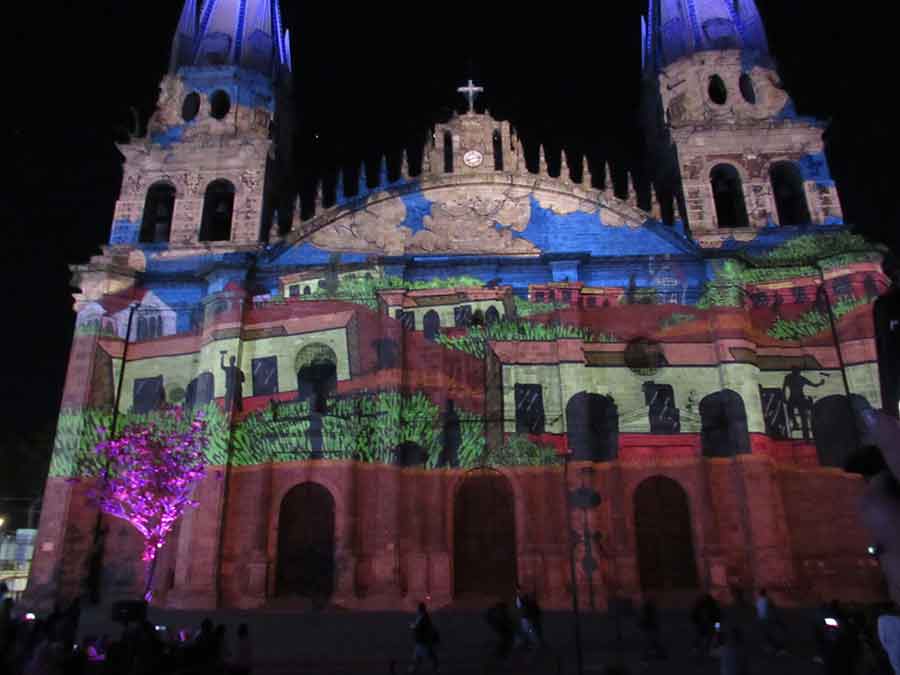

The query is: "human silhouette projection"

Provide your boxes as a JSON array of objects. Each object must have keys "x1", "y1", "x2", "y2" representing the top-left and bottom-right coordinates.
[
  {"x1": 220, "y1": 351, "x2": 245, "y2": 412},
  {"x1": 782, "y1": 366, "x2": 826, "y2": 440}
]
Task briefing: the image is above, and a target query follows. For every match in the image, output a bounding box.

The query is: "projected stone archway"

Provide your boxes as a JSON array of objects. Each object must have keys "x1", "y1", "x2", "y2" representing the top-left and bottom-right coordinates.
[
  {"x1": 634, "y1": 475, "x2": 699, "y2": 593},
  {"x1": 295, "y1": 343, "x2": 338, "y2": 413},
  {"x1": 275, "y1": 482, "x2": 336, "y2": 600},
  {"x1": 453, "y1": 469, "x2": 517, "y2": 598}
]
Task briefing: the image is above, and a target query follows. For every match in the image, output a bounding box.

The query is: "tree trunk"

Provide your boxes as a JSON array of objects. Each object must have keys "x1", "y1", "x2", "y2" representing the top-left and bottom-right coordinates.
[{"x1": 144, "y1": 550, "x2": 159, "y2": 602}]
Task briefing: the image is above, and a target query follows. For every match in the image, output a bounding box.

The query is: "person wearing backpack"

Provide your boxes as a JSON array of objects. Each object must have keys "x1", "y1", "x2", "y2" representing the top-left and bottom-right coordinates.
[{"x1": 409, "y1": 602, "x2": 439, "y2": 673}]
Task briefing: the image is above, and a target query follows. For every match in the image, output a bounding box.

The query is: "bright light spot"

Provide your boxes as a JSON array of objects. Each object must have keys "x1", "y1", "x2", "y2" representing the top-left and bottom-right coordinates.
[
  {"x1": 25, "y1": 613, "x2": 36, "y2": 621},
  {"x1": 825, "y1": 617, "x2": 839, "y2": 627}
]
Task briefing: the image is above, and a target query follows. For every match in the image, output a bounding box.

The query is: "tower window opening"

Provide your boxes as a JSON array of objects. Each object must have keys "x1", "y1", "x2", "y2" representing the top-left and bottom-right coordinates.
[
  {"x1": 493, "y1": 130, "x2": 504, "y2": 171},
  {"x1": 200, "y1": 180, "x2": 236, "y2": 242},
  {"x1": 770, "y1": 161, "x2": 811, "y2": 226},
  {"x1": 182, "y1": 93, "x2": 201, "y2": 122},
  {"x1": 140, "y1": 183, "x2": 176, "y2": 243},
  {"x1": 443, "y1": 131, "x2": 453, "y2": 173},
  {"x1": 708, "y1": 74, "x2": 728, "y2": 105},
  {"x1": 210, "y1": 90, "x2": 231, "y2": 120},
  {"x1": 739, "y1": 73, "x2": 756, "y2": 104},
  {"x1": 710, "y1": 164, "x2": 749, "y2": 228}
]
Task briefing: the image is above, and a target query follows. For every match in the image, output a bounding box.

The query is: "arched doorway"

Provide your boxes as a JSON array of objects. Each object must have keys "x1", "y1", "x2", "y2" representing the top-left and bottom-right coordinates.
[
  {"x1": 634, "y1": 476, "x2": 699, "y2": 594},
  {"x1": 566, "y1": 392, "x2": 619, "y2": 461},
  {"x1": 276, "y1": 482, "x2": 336, "y2": 600},
  {"x1": 295, "y1": 343, "x2": 338, "y2": 414},
  {"x1": 454, "y1": 469, "x2": 517, "y2": 598}
]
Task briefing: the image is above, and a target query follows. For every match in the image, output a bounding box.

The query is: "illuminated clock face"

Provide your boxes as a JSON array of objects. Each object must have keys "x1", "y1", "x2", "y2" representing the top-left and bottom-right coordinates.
[{"x1": 463, "y1": 150, "x2": 484, "y2": 167}]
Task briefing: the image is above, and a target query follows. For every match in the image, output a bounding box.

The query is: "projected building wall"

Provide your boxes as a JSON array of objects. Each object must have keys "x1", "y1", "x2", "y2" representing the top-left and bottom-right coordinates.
[{"x1": 27, "y1": 0, "x2": 888, "y2": 610}]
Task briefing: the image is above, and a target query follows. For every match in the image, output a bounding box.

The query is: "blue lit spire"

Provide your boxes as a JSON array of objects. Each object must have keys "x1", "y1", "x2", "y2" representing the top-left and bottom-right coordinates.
[
  {"x1": 644, "y1": 0, "x2": 770, "y2": 72},
  {"x1": 169, "y1": 0, "x2": 292, "y2": 77}
]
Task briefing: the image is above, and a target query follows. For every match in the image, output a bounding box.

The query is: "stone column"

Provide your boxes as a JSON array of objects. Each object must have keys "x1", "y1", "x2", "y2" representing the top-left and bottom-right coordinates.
[
  {"x1": 737, "y1": 455, "x2": 797, "y2": 597},
  {"x1": 169, "y1": 469, "x2": 227, "y2": 609}
]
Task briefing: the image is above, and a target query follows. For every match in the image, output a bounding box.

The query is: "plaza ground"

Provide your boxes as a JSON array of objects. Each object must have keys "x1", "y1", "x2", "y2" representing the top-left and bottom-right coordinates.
[{"x1": 68, "y1": 599, "x2": 873, "y2": 674}]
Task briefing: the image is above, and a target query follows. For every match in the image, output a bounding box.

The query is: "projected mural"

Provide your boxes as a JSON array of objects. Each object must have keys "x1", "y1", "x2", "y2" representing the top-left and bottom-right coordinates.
[{"x1": 28, "y1": 0, "x2": 889, "y2": 613}]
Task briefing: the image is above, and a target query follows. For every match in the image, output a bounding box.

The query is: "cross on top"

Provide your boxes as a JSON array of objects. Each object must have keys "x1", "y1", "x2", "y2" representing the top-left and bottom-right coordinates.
[{"x1": 457, "y1": 79, "x2": 484, "y2": 113}]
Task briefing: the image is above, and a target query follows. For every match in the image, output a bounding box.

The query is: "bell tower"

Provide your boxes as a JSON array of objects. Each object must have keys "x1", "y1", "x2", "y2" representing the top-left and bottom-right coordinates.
[
  {"x1": 109, "y1": 0, "x2": 294, "y2": 249},
  {"x1": 642, "y1": 0, "x2": 843, "y2": 246},
  {"x1": 425, "y1": 80, "x2": 523, "y2": 176}
]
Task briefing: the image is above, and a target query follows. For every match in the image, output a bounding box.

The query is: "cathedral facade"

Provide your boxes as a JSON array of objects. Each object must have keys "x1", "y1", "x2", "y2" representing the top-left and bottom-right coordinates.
[{"x1": 27, "y1": 0, "x2": 889, "y2": 610}]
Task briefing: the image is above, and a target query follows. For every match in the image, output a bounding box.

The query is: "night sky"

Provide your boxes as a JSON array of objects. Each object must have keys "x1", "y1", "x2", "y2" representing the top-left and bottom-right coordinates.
[{"x1": 2, "y1": 0, "x2": 898, "y2": 437}]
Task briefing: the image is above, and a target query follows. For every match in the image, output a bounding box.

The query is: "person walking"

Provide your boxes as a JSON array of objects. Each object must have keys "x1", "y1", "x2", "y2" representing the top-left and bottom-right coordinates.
[
  {"x1": 720, "y1": 627, "x2": 749, "y2": 675},
  {"x1": 409, "y1": 603, "x2": 439, "y2": 673},
  {"x1": 755, "y1": 588, "x2": 787, "y2": 655},
  {"x1": 484, "y1": 602, "x2": 514, "y2": 660},
  {"x1": 514, "y1": 586, "x2": 542, "y2": 649},
  {"x1": 230, "y1": 623, "x2": 253, "y2": 675},
  {"x1": 691, "y1": 593, "x2": 720, "y2": 657},
  {"x1": 638, "y1": 597, "x2": 665, "y2": 661}
]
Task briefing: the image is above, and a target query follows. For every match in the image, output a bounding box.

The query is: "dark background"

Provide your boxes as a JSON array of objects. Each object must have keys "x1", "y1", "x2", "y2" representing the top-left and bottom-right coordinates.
[{"x1": 1, "y1": 2, "x2": 897, "y2": 508}]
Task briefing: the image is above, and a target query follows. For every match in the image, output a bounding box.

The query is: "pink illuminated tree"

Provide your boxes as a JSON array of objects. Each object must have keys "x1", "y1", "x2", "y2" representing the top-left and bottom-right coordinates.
[{"x1": 93, "y1": 407, "x2": 208, "y2": 600}]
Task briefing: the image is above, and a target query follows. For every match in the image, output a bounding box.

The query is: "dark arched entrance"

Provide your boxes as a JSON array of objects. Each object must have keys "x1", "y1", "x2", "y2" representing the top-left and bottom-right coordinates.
[
  {"x1": 296, "y1": 344, "x2": 338, "y2": 414},
  {"x1": 634, "y1": 476, "x2": 699, "y2": 593},
  {"x1": 566, "y1": 393, "x2": 619, "y2": 461},
  {"x1": 276, "y1": 482, "x2": 336, "y2": 600},
  {"x1": 454, "y1": 469, "x2": 517, "y2": 598}
]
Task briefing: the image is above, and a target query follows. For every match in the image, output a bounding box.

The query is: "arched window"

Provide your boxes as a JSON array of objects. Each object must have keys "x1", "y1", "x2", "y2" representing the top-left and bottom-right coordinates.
[
  {"x1": 140, "y1": 183, "x2": 176, "y2": 243},
  {"x1": 708, "y1": 74, "x2": 728, "y2": 105},
  {"x1": 199, "y1": 180, "x2": 235, "y2": 242},
  {"x1": 710, "y1": 164, "x2": 749, "y2": 228},
  {"x1": 492, "y1": 130, "x2": 504, "y2": 171},
  {"x1": 769, "y1": 161, "x2": 811, "y2": 226},
  {"x1": 739, "y1": 73, "x2": 756, "y2": 104},
  {"x1": 423, "y1": 310, "x2": 441, "y2": 341},
  {"x1": 443, "y1": 131, "x2": 453, "y2": 173}
]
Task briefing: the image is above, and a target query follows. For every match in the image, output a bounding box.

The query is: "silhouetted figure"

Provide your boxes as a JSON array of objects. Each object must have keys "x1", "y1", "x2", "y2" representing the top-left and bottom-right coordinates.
[
  {"x1": 691, "y1": 593, "x2": 721, "y2": 657},
  {"x1": 485, "y1": 602, "x2": 514, "y2": 660},
  {"x1": 756, "y1": 588, "x2": 787, "y2": 655},
  {"x1": 439, "y1": 400, "x2": 461, "y2": 468},
  {"x1": 514, "y1": 586, "x2": 543, "y2": 649},
  {"x1": 638, "y1": 597, "x2": 665, "y2": 660},
  {"x1": 720, "y1": 627, "x2": 749, "y2": 675},
  {"x1": 409, "y1": 603, "x2": 439, "y2": 673},
  {"x1": 231, "y1": 623, "x2": 253, "y2": 675},
  {"x1": 220, "y1": 353, "x2": 244, "y2": 413},
  {"x1": 782, "y1": 367, "x2": 825, "y2": 440}
]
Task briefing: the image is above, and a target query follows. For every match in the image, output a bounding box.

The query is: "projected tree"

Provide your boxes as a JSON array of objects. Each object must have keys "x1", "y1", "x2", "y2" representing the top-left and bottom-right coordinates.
[{"x1": 93, "y1": 408, "x2": 208, "y2": 600}]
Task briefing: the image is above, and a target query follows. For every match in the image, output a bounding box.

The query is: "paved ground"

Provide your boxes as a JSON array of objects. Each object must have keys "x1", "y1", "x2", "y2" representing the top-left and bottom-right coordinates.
[{"x1": 71, "y1": 602, "x2": 865, "y2": 674}]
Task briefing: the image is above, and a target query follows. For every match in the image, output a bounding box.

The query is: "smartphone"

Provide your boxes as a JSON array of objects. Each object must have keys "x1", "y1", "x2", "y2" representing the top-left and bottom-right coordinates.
[{"x1": 714, "y1": 622, "x2": 721, "y2": 631}]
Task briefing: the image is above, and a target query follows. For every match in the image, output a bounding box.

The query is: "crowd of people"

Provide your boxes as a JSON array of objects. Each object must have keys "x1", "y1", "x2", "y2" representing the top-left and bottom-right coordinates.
[
  {"x1": 0, "y1": 591, "x2": 253, "y2": 675},
  {"x1": 632, "y1": 587, "x2": 898, "y2": 674}
]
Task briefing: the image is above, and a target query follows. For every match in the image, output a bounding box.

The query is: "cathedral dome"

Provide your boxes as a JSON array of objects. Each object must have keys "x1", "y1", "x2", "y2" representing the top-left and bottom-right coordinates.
[{"x1": 644, "y1": 0, "x2": 771, "y2": 72}]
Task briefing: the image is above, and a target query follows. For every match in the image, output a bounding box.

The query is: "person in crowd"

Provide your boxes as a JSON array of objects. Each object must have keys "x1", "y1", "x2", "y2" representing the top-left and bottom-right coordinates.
[
  {"x1": 856, "y1": 409, "x2": 900, "y2": 673},
  {"x1": 514, "y1": 586, "x2": 542, "y2": 649},
  {"x1": 719, "y1": 626, "x2": 749, "y2": 675},
  {"x1": 755, "y1": 588, "x2": 787, "y2": 655},
  {"x1": 638, "y1": 597, "x2": 665, "y2": 661},
  {"x1": 690, "y1": 592, "x2": 721, "y2": 657},
  {"x1": 484, "y1": 601, "x2": 514, "y2": 660},
  {"x1": 409, "y1": 602, "x2": 439, "y2": 673},
  {"x1": 230, "y1": 623, "x2": 253, "y2": 675}
]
